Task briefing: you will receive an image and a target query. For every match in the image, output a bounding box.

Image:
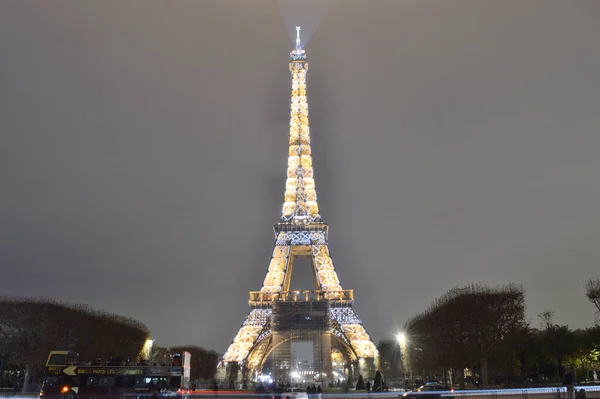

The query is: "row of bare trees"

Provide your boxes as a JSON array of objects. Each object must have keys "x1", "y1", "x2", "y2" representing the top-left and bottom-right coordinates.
[
  {"x1": 391, "y1": 282, "x2": 600, "y2": 389},
  {"x1": 402, "y1": 284, "x2": 527, "y2": 388},
  {"x1": 0, "y1": 297, "x2": 149, "y2": 392}
]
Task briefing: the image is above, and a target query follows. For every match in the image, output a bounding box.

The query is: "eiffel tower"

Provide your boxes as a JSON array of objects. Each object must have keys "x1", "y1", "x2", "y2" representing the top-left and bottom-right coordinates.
[{"x1": 222, "y1": 27, "x2": 377, "y2": 384}]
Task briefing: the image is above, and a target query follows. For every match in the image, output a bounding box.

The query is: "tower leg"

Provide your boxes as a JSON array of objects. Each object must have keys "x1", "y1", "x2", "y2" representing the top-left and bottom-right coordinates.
[
  {"x1": 313, "y1": 332, "x2": 332, "y2": 387},
  {"x1": 272, "y1": 333, "x2": 292, "y2": 384}
]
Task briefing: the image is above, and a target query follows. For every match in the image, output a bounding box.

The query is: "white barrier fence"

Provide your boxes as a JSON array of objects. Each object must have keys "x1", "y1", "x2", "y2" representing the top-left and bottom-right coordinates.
[{"x1": 4, "y1": 386, "x2": 599, "y2": 399}]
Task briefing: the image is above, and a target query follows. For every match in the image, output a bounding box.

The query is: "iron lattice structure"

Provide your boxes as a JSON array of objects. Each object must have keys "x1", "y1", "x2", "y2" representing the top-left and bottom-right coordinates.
[{"x1": 222, "y1": 27, "x2": 377, "y2": 381}]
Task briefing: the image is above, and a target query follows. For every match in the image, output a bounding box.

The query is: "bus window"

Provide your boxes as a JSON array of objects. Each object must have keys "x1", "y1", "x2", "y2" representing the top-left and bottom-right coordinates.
[
  {"x1": 98, "y1": 377, "x2": 115, "y2": 387},
  {"x1": 44, "y1": 376, "x2": 59, "y2": 386},
  {"x1": 87, "y1": 376, "x2": 115, "y2": 387},
  {"x1": 66, "y1": 352, "x2": 79, "y2": 365},
  {"x1": 115, "y1": 376, "x2": 135, "y2": 388},
  {"x1": 66, "y1": 377, "x2": 81, "y2": 387},
  {"x1": 47, "y1": 354, "x2": 66, "y2": 366},
  {"x1": 86, "y1": 377, "x2": 98, "y2": 387},
  {"x1": 131, "y1": 377, "x2": 170, "y2": 389},
  {"x1": 153, "y1": 378, "x2": 168, "y2": 388},
  {"x1": 46, "y1": 351, "x2": 78, "y2": 366}
]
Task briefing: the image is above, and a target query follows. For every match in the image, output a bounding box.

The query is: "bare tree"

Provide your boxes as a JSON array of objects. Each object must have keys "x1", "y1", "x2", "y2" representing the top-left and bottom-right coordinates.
[
  {"x1": 404, "y1": 284, "x2": 527, "y2": 388},
  {"x1": 538, "y1": 309, "x2": 555, "y2": 330},
  {"x1": 0, "y1": 298, "x2": 59, "y2": 392},
  {"x1": 0, "y1": 297, "x2": 149, "y2": 392},
  {"x1": 149, "y1": 345, "x2": 173, "y2": 365},
  {"x1": 585, "y1": 279, "x2": 600, "y2": 322},
  {"x1": 377, "y1": 340, "x2": 402, "y2": 379}
]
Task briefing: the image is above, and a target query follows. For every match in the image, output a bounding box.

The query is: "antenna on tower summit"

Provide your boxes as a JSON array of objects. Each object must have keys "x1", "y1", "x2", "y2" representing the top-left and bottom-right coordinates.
[{"x1": 295, "y1": 26, "x2": 301, "y2": 51}]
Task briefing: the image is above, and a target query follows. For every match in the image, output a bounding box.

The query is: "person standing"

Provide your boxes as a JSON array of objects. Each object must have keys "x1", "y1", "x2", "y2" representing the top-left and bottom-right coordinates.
[{"x1": 563, "y1": 369, "x2": 575, "y2": 399}]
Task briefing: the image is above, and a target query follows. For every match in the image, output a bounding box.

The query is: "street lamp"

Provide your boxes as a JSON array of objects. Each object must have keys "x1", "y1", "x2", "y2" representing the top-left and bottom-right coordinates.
[
  {"x1": 396, "y1": 332, "x2": 406, "y2": 346},
  {"x1": 141, "y1": 338, "x2": 154, "y2": 363},
  {"x1": 396, "y1": 332, "x2": 411, "y2": 385},
  {"x1": 148, "y1": 339, "x2": 154, "y2": 364}
]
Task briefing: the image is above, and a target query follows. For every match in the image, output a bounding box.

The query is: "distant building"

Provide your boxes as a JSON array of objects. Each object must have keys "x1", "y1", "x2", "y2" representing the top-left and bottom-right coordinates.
[{"x1": 291, "y1": 358, "x2": 314, "y2": 382}]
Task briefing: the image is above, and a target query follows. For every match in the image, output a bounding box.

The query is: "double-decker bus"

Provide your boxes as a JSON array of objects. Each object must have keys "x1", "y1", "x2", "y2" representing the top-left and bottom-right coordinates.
[{"x1": 41, "y1": 350, "x2": 191, "y2": 399}]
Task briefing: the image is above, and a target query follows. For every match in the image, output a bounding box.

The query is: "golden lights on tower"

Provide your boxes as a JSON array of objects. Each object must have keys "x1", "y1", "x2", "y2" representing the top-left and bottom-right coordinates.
[
  {"x1": 281, "y1": 26, "x2": 320, "y2": 223},
  {"x1": 221, "y1": 26, "x2": 377, "y2": 369}
]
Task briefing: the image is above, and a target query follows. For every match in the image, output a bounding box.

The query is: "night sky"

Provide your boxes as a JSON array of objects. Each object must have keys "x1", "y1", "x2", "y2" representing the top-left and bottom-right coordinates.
[{"x1": 1, "y1": 1, "x2": 600, "y2": 354}]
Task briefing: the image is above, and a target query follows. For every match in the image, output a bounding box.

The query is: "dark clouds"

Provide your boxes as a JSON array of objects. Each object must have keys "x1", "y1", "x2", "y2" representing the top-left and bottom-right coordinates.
[{"x1": 1, "y1": 0, "x2": 599, "y2": 352}]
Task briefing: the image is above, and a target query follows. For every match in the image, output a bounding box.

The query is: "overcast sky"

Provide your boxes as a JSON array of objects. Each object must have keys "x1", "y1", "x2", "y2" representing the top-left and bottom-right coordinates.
[{"x1": 1, "y1": 0, "x2": 600, "y2": 353}]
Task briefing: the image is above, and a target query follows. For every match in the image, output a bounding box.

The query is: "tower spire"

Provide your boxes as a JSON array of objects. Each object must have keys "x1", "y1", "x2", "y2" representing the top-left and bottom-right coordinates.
[
  {"x1": 281, "y1": 26, "x2": 321, "y2": 224},
  {"x1": 296, "y1": 26, "x2": 301, "y2": 52}
]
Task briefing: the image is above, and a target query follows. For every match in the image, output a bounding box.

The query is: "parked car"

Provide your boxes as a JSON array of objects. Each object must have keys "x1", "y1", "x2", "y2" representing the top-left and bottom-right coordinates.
[
  {"x1": 403, "y1": 382, "x2": 454, "y2": 399},
  {"x1": 281, "y1": 388, "x2": 309, "y2": 399}
]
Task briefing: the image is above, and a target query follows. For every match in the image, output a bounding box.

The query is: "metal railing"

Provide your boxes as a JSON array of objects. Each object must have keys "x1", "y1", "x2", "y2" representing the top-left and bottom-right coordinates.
[{"x1": 249, "y1": 290, "x2": 354, "y2": 304}]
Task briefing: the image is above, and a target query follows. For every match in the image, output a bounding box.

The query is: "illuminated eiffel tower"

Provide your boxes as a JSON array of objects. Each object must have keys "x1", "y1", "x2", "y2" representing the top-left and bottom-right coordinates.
[{"x1": 221, "y1": 27, "x2": 377, "y2": 384}]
